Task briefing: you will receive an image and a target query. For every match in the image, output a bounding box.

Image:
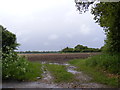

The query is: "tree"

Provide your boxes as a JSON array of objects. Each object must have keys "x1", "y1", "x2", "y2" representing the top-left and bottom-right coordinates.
[
  {"x1": 74, "y1": 44, "x2": 88, "y2": 52},
  {"x1": 91, "y1": 2, "x2": 120, "y2": 53},
  {"x1": 75, "y1": 1, "x2": 120, "y2": 54},
  {"x1": 75, "y1": 0, "x2": 94, "y2": 14},
  {"x1": 62, "y1": 47, "x2": 74, "y2": 52},
  {"x1": 0, "y1": 25, "x2": 19, "y2": 53}
]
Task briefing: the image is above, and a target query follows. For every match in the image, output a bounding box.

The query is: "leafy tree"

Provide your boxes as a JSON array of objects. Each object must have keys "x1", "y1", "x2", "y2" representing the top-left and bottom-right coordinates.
[
  {"x1": 74, "y1": 44, "x2": 88, "y2": 52},
  {"x1": 1, "y1": 25, "x2": 42, "y2": 80},
  {"x1": 91, "y1": 2, "x2": 120, "y2": 53},
  {"x1": 74, "y1": 1, "x2": 120, "y2": 54},
  {"x1": 61, "y1": 45, "x2": 100, "y2": 53},
  {"x1": 0, "y1": 25, "x2": 19, "y2": 53},
  {"x1": 62, "y1": 47, "x2": 74, "y2": 52}
]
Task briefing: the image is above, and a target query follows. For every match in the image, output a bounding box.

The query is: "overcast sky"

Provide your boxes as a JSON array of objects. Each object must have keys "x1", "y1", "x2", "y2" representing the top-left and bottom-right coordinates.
[{"x1": 0, "y1": 0, "x2": 106, "y2": 51}]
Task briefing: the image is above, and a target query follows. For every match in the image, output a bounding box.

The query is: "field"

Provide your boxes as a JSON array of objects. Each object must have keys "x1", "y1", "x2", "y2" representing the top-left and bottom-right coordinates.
[
  {"x1": 19, "y1": 53, "x2": 100, "y2": 63},
  {"x1": 3, "y1": 52, "x2": 118, "y2": 88}
]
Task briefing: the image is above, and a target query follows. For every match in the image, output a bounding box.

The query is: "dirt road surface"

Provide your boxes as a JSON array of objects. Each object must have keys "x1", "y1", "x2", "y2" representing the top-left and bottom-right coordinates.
[{"x1": 3, "y1": 61, "x2": 110, "y2": 88}]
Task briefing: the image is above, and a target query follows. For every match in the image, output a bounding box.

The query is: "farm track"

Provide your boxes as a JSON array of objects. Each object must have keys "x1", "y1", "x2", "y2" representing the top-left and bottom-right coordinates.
[
  {"x1": 3, "y1": 62, "x2": 110, "y2": 88},
  {"x1": 40, "y1": 62, "x2": 110, "y2": 88},
  {"x1": 3, "y1": 53, "x2": 110, "y2": 88}
]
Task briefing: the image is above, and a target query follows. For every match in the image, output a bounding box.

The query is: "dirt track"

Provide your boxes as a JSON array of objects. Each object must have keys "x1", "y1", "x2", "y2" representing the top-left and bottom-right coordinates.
[
  {"x1": 3, "y1": 62, "x2": 110, "y2": 88},
  {"x1": 3, "y1": 53, "x2": 112, "y2": 88}
]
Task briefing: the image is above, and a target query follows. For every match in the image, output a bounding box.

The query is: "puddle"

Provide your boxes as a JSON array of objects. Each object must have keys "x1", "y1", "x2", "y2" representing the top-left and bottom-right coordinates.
[
  {"x1": 41, "y1": 62, "x2": 46, "y2": 64},
  {"x1": 48, "y1": 62, "x2": 70, "y2": 66},
  {"x1": 67, "y1": 69, "x2": 81, "y2": 74},
  {"x1": 67, "y1": 65, "x2": 81, "y2": 74},
  {"x1": 62, "y1": 63, "x2": 70, "y2": 66},
  {"x1": 46, "y1": 62, "x2": 92, "y2": 83},
  {"x1": 66, "y1": 65, "x2": 92, "y2": 83},
  {"x1": 49, "y1": 62, "x2": 60, "y2": 65}
]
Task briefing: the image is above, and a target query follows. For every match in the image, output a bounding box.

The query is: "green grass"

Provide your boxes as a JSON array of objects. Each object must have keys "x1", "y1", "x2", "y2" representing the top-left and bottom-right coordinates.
[
  {"x1": 2, "y1": 53, "x2": 43, "y2": 81},
  {"x1": 45, "y1": 64, "x2": 75, "y2": 83},
  {"x1": 85, "y1": 54, "x2": 120, "y2": 74},
  {"x1": 69, "y1": 54, "x2": 119, "y2": 87},
  {"x1": 19, "y1": 62, "x2": 43, "y2": 81}
]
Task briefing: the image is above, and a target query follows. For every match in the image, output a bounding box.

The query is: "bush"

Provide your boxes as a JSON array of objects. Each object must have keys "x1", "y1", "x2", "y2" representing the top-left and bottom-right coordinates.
[
  {"x1": 2, "y1": 48, "x2": 42, "y2": 81},
  {"x1": 85, "y1": 54, "x2": 120, "y2": 74},
  {"x1": 1, "y1": 26, "x2": 42, "y2": 81}
]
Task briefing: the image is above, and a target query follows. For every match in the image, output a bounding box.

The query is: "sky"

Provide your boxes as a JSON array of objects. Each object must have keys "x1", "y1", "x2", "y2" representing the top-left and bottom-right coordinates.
[{"x1": 0, "y1": 0, "x2": 106, "y2": 51}]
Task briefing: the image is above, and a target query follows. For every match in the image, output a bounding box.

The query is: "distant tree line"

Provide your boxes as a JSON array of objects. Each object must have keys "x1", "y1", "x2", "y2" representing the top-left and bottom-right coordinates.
[
  {"x1": 18, "y1": 51, "x2": 60, "y2": 54},
  {"x1": 61, "y1": 44, "x2": 101, "y2": 53}
]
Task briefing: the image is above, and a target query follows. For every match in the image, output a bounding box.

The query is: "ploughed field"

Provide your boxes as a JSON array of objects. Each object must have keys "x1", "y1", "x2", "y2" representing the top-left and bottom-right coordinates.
[{"x1": 19, "y1": 53, "x2": 100, "y2": 62}]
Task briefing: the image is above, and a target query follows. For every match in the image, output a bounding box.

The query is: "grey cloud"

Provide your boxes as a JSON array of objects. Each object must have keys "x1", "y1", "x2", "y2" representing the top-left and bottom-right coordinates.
[{"x1": 0, "y1": 0, "x2": 105, "y2": 51}]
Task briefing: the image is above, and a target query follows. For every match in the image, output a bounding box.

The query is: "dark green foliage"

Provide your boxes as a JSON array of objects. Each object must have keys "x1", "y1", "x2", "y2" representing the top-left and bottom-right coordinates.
[
  {"x1": 85, "y1": 54, "x2": 120, "y2": 74},
  {"x1": 74, "y1": 44, "x2": 88, "y2": 52},
  {"x1": 75, "y1": 1, "x2": 120, "y2": 54},
  {"x1": 61, "y1": 44, "x2": 101, "y2": 53},
  {"x1": 2, "y1": 49, "x2": 42, "y2": 80},
  {"x1": 0, "y1": 25, "x2": 19, "y2": 53},
  {"x1": 69, "y1": 56, "x2": 119, "y2": 87},
  {"x1": 1, "y1": 25, "x2": 42, "y2": 80},
  {"x1": 61, "y1": 47, "x2": 74, "y2": 52},
  {"x1": 91, "y1": 2, "x2": 120, "y2": 53}
]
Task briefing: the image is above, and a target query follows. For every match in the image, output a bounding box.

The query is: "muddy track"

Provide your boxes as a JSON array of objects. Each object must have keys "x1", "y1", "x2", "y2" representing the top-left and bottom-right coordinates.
[
  {"x1": 3, "y1": 62, "x2": 110, "y2": 88},
  {"x1": 44, "y1": 62, "x2": 109, "y2": 88}
]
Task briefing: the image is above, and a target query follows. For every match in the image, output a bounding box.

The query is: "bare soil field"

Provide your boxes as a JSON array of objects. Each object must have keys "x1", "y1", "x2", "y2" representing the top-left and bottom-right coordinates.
[{"x1": 19, "y1": 53, "x2": 100, "y2": 63}]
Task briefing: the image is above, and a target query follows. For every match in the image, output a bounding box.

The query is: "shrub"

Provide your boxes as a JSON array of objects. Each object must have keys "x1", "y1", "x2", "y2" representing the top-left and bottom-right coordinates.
[
  {"x1": 1, "y1": 26, "x2": 42, "y2": 81},
  {"x1": 2, "y1": 49, "x2": 42, "y2": 81},
  {"x1": 85, "y1": 54, "x2": 120, "y2": 74}
]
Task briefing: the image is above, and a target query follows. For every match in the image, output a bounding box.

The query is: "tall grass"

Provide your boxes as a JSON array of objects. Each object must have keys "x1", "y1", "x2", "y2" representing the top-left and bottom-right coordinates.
[
  {"x1": 85, "y1": 53, "x2": 120, "y2": 74},
  {"x1": 69, "y1": 54, "x2": 119, "y2": 87}
]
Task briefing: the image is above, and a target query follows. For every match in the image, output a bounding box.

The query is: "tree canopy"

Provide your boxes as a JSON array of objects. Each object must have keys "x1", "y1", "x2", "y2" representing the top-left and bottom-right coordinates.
[
  {"x1": 75, "y1": 1, "x2": 120, "y2": 54},
  {"x1": 74, "y1": 44, "x2": 88, "y2": 52},
  {"x1": 62, "y1": 47, "x2": 74, "y2": 52},
  {"x1": 91, "y1": 2, "x2": 120, "y2": 53},
  {"x1": 61, "y1": 44, "x2": 100, "y2": 53},
  {"x1": 0, "y1": 25, "x2": 19, "y2": 53}
]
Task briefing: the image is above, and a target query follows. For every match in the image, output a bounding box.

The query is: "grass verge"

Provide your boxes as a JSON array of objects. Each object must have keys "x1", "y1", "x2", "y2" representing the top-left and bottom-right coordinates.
[
  {"x1": 45, "y1": 64, "x2": 74, "y2": 83},
  {"x1": 69, "y1": 54, "x2": 119, "y2": 87},
  {"x1": 3, "y1": 54, "x2": 43, "y2": 81},
  {"x1": 20, "y1": 61, "x2": 43, "y2": 81}
]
